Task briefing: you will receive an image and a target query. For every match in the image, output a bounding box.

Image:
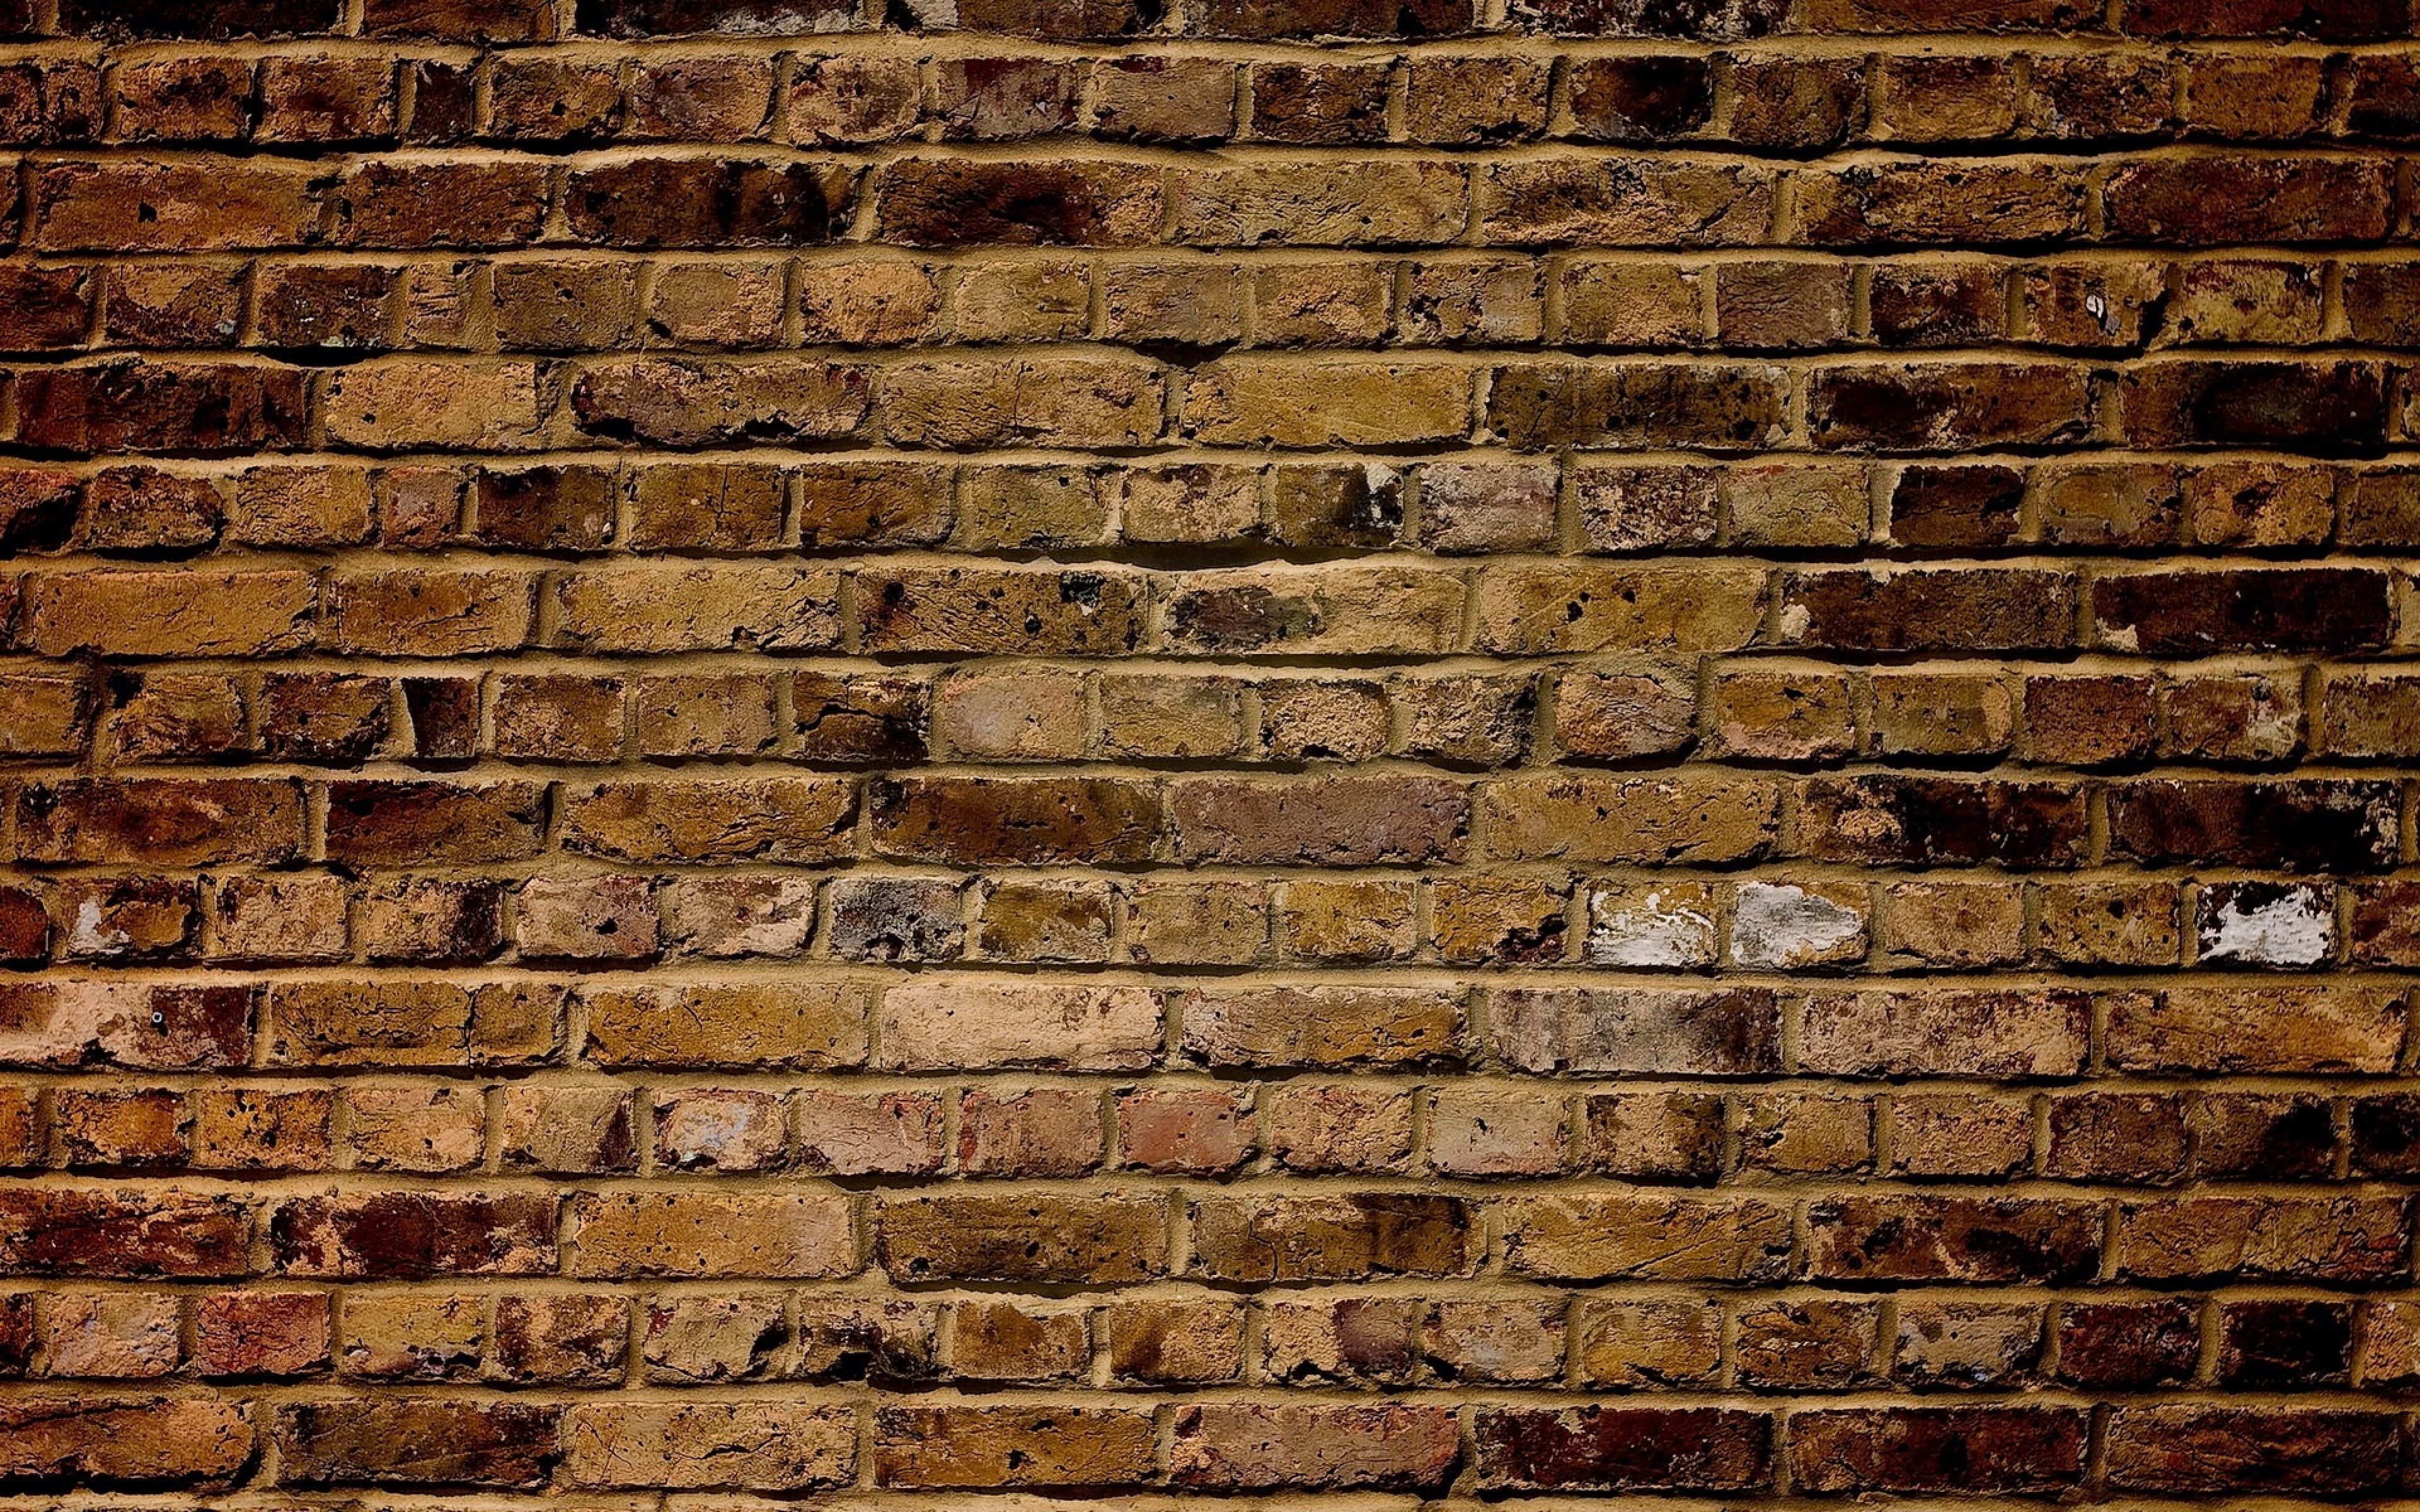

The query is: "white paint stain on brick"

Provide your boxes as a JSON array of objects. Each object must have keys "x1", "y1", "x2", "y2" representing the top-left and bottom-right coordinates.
[
  {"x1": 2199, "y1": 883, "x2": 2334, "y2": 968},
  {"x1": 67, "y1": 896, "x2": 118, "y2": 957},
  {"x1": 1586, "y1": 886, "x2": 1716, "y2": 968},
  {"x1": 1731, "y1": 882, "x2": 1864, "y2": 971}
]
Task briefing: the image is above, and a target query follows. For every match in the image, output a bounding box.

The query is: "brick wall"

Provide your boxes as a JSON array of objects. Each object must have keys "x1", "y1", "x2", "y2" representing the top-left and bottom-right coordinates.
[{"x1": 0, "y1": 0, "x2": 2416, "y2": 1499}]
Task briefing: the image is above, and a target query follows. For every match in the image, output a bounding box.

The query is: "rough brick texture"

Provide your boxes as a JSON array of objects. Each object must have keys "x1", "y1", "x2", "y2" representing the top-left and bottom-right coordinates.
[{"x1": 0, "y1": 0, "x2": 2417, "y2": 1503}]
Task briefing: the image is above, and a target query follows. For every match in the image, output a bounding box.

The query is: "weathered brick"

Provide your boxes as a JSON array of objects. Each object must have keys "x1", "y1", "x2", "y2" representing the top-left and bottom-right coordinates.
[
  {"x1": 876, "y1": 1405, "x2": 1155, "y2": 1488},
  {"x1": 1175, "y1": 1403, "x2": 1460, "y2": 1491},
  {"x1": 274, "y1": 1399, "x2": 560, "y2": 1487},
  {"x1": 0, "y1": 1187, "x2": 251, "y2": 1276},
  {"x1": 1789, "y1": 1407, "x2": 2086, "y2": 1493},
  {"x1": 0, "y1": 1396, "x2": 254, "y2": 1485},
  {"x1": 2105, "y1": 1407, "x2": 2403, "y2": 1492},
  {"x1": 1192, "y1": 1193, "x2": 1479, "y2": 1282},
  {"x1": 1503, "y1": 1194, "x2": 1790, "y2": 1280},
  {"x1": 879, "y1": 1192, "x2": 1165, "y2": 1282},
  {"x1": 877, "y1": 159, "x2": 1162, "y2": 246},
  {"x1": 272, "y1": 1191, "x2": 555, "y2": 1278},
  {"x1": 572, "y1": 1191, "x2": 853, "y2": 1278},
  {"x1": 1807, "y1": 1196, "x2": 2102, "y2": 1283},
  {"x1": 875, "y1": 978, "x2": 1158, "y2": 1070},
  {"x1": 564, "y1": 1402, "x2": 854, "y2": 1489}
]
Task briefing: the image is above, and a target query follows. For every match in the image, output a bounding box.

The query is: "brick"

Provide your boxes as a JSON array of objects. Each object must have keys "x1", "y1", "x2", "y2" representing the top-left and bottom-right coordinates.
[
  {"x1": 324, "y1": 781, "x2": 545, "y2": 864},
  {"x1": 565, "y1": 1402, "x2": 853, "y2": 1490},
  {"x1": 572, "y1": 356, "x2": 867, "y2": 447},
  {"x1": 18, "y1": 777, "x2": 304, "y2": 866},
  {"x1": 1182, "y1": 985, "x2": 1461, "y2": 1068},
  {"x1": 0, "y1": 981, "x2": 248, "y2": 1069},
  {"x1": 1504, "y1": 1195, "x2": 1790, "y2": 1280},
  {"x1": 1477, "y1": 161, "x2": 1773, "y2": 247},
  {"x1": 1477, "y1": 1407, "x2": 1770, "y2": 1491},
  {"x1": 948, "y1": 1298, "x2": 1090, "y2": 1380},
  {"x1": 1807, "y1": 1196, "x2": 2102, "y2": 1282},
  {"x1": 1797, "y1": 990, "x2": 2089, "y2": 1077},
  {"x1": 572, "y1": 1191, "x2": 853, "y2": 1278},
  {"x1": 272, "y1": 1192, "x2": 555, "y2": 1278},
  {"x1": 877, "y1": 159, "x2": 1161, "y2": 246},
  {"x1": 872, "y1": 775, "x2": 1156, "y2": 864},
  {"x1": 1788, "y1": 1408, "x2": 2085, "y2": 1492},
  {"x1": 1163, "y1": 564, "x2": 1462, "y2": 656},
  {"x1": 1491, "y1": 986, "x2": 1778, "y2": 1075},
  {"x1": 1479, "y1": 775, "x2": 1780, "y2": 863},
  {"x1": 1473, "y1": 563, "x2": 1764, "y2": 653},
  {"x1": 584, "y1": 982, "x2": 865, "y2": 1068},
  {"x1": 0, "y1": 1396, "x2": 254, "y2": 1485},
  {"x1": 875, "y1": 979, "x2": 1158, "y2": 1070},
  {"x1": 274, "y1": 1399, "x2": 559, "y2": 1487},
  {"x1": 860, "y1": 564, "x2": 1145, "y2": 653},
  {"x1": 320, "y1": 358, "x2": 553, "y2": 452},
  {"x1": 26, "y1": 568, "x2": 314, "y2": 658},
  {"x1": 2094, "y1": 567, "x2": 2392, "y2": 653},
  {"x1": 1175, "y1": 1403, "x2": 1459, "y2": 1491},
  {"x1": 0, "y1": 1186, "x2": 250, "y2": 1276},
  {"x1": 2057, "y1": 1299, "x2": 2199, "y2": 1386},
  {"x1": 2109, "y1": 985, "x2": 2405, "y2": 1072},
  {"x1": 2105, "y1": 1407, "x2": 2403, "y2": 1493},
  {"x1": 879, "y1": 357, "x2": 1164, "y2": 449},
  {"x1": 2123, "y1": 359, "x2": 2388, "y2": 452},
  {"x1": 951, "y1": 1087, "x2": 1094, "y2": 1175},
  {"x1": 2107, "y1": 778, "x2": 2399, "y2": 871},
  {"x1": 1799, "y1": 776, "x2": 2087, "y2": 867},
  {"x1": 561, "y1": 778, "x2": 856, "y2": 863},
  {"x1": 1192, "y1": 1193, "x2": 1478, "y2": 1282},
  {"x1": 1488, "y1": 361, "x2": 1787, "y2": 449},
  {"x1": 2120, "y1": 1194, "x2": 2411, "y2": 1281},
  {"x1": 492, "y1": 1293, "x2": 624, "y2": 1385},
  {"x1": 1170, "y1": 776, "x2": 1467, "y2": 864},
  {"x1": 879, "y1": 1193, "x2": 1165, "y2": 1283},
  {"x1": 195, "y1": 1289, "x2": 330, "y2": 1377},
  {"x1": 553, "y1": 564, "x2": 841, "y2": 652},
  {"x1": 876, "y1": 1405, "x2": 1155, "y2": 1488}
]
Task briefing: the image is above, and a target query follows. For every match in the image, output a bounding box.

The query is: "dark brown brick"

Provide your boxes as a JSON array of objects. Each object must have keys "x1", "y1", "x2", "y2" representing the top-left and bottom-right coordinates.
[
  {"x1": 2107, "y1": 779, "x2": 2400, "y2": 871},
  {"x1": 274, "y1": 1399, "x2": 562, "y2": 1487},
  {"x1": 1788, "y1": 1408, "x2": 2087, "y2": 1493},
  {"x1": 1476, "y1": 1407, "x2": 1771, "y2": 1491},
  {"x1": 566, "y1": 159, "x2": 856, "y2": 249},
  {"x1": 2105, "y1": 1407, "x2": 2403, "y2": 1493},
  {"x1": 2094, "y1": 567, "x2": 2394, "y2": 655}
]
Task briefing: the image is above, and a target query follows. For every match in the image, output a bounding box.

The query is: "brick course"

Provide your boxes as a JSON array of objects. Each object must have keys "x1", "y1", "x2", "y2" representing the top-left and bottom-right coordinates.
[{"x1": 0, "y1": 0, "x2": 2416, "y2": 1499}]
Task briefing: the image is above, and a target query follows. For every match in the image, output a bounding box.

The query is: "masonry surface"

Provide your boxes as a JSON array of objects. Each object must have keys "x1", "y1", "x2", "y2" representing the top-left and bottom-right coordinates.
[{"x1": 0, "y1": 0, "x2": 2417, "y2": 1502}]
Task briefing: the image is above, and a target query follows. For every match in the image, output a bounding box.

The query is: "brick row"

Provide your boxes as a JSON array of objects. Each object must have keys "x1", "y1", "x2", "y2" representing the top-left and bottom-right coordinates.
[
  {"x1": 17, "y1": 1071, "x2": 2420, "y2": 1186},
  {"x1": 25, "y1": 454, "x2": 2420, "y2": 559},
  {"x1": 13, "y1": 152, "x2": 2420, "y2": 256},
  {"x1": 22, "y1": 249, "x2": 2420, "y2": 358},
  {"x1": 0, "y1": 972, "x2": 2409, "y2": 1075},
  {"x1": 0, "y1": 1183, "x2": 2410, "y2": 1287},
  {"x1": 8, "y1": 559, "x2": 2419, "y2": 663},
  {"x1": 16, "y1": 863, "x2": 2420, "y2": 973},
  {"x1": 6, "y1": 354, "x2": 2414, "y2": 457},
  {"x1": 0, "y1": 1281, "x2": 2411, "y2": 1395},
  {"x1": 26, "y1": 658, "x2": 2420, "y2": 772},
  {"x1": 7, "y1": 48, "x2": 2419, "y2": 154},
  {"x1": 0, "y1": 772, "x2": 2408, "y2": 872},
  {"x1": 19, "y1": 0, "x2": 2420, "y2": 42},
  {"x1": 5, "y1": 1390, "x2": 2416, "y2": 1494}
]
